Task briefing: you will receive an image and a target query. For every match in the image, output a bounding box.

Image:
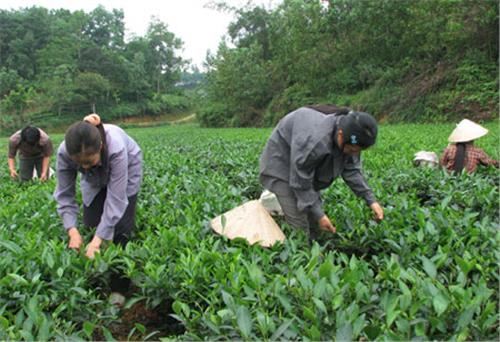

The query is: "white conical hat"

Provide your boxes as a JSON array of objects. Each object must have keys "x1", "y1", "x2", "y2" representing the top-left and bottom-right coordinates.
[
  {"x1": 448, "y1": 119, "x2": 488, "y2": 143},
  {"x1": 211, "y1": 200, "x2": 285, "y2": 247}
]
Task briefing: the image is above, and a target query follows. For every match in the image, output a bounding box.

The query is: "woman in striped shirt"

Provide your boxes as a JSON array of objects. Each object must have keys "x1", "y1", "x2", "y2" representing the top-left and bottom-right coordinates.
[{"x1": 440, "y1": 119, "x2": 498, "y2": 173}]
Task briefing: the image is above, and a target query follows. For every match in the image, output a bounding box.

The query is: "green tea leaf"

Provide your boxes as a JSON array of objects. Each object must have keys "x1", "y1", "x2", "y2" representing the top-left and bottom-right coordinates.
[
  {"x1": 102, "y1": 327, "x2": 116, "y2": 341},
  {"x1": 432, "y1": 292, "x2": 449, "y2": 316},
  {"x1": 135, "y1": 323, "x2": 146, "y2": 334},
  {"x1": 37, "y1": 317, "x2": 51, "y2": 341},
  {"x1": 276, "y1": 293, "x2": 292, "y2": 313},
  {"x1": 458, "y1": 307, "x2": 475, "y2": 329},
  {"x1": 236, "y1": 306, "x2": 252, "y2": 337},
  {"x1": 271, "y1": 319, "x2": 294, "y2": 340},
  {"x1": 336, "y1": 322, "x2": 353, "y2": 342},
  {"x1": 83, "y1": 322, "x2": 94, "y2": 338},
  {"x1": 422, "y1": 257, "x2": 437, "y2": 279},
  {"x1": 318, "y1": 260, "x2": 333, "y2": 279},
  {"x1": 312, "y1": 297, "x2": 327, "y2": 315}
]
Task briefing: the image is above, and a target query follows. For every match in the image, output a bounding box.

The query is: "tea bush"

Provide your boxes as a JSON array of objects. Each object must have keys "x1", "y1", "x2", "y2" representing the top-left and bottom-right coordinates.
[{"x1": 0, "y1": 122, "x2": 498, "y2": 340}]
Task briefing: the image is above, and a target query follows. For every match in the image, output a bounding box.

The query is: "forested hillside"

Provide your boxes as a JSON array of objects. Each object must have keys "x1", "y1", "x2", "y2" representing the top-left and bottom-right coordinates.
[
  {"x1": 198, "y1": 0, "x2": 498, "y2": 126},
  {"x1": 0, "y1": 1, "x2": 498, "y2": 131},
  {"x1": 0, "y1": 6, "x2": 189, "y2": 132}
]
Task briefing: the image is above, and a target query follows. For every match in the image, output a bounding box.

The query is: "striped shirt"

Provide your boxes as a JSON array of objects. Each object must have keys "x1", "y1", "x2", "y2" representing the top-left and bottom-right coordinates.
[{"x1": 440, "y1": 144, "x2": 498, "y2": 173}]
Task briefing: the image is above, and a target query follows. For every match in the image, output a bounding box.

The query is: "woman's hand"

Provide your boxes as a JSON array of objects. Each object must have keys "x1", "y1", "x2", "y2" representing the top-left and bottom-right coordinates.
[
  {"x1": 68, "y1": 228, "x2": 83, "y2": 250},
  {"x1": 370, "y1": 202, "x2": 384, "y2": 221},
  {"x1": 9, "y1": 169, "x2": 18, "y2": 180},
  {"x1": 318, "y1": 215, "x2": 336, "y2": 234},
  {"x1": 85, "y1": 235, "x2": 103, "y2": 259},
  {"x1": 40, "y1": 172, "x2": 48, "y2": 181}
]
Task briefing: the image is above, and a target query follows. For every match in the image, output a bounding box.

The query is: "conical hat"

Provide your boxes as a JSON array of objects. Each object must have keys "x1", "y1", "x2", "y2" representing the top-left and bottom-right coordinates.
[
  {"x1": 211, "y1": 200, "x2": 285, "y2": 247},
  {"x1": 448, "y1": 119, "x2": 488, "y2": 143}
]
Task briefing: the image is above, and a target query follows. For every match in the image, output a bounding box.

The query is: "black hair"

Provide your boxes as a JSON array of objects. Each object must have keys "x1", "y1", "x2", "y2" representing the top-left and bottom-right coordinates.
[
  {"x1": 65, "y1": 121, "x2": 107, "y2": 156},
  {"x1": 453, "y1": 143, "x2": 467, "y2": 173},
  {"x1": 339, "y1": 111, "x2": 378, "y2": 148},
  {"x1": 306, "y1": 104, "x2": 350, "y2": 115},
  {"x1": 20, "y1": 126, "x2": 40, "y2": 145}
]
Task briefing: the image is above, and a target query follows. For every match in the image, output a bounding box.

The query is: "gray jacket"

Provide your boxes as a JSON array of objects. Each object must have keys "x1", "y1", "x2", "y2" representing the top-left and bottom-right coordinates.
[
  {"x1": 259, "y1": 107, "x2": 376, "y2": 221},
  {"x1": 54, "y1": 124, "x2": 142, "y2": 240}
]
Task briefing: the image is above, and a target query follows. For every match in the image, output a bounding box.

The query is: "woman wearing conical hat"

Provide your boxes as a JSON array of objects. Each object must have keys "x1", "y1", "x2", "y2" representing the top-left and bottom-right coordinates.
[{"x1": 440, "y1": 119, "x2": 498, "y2": 173}]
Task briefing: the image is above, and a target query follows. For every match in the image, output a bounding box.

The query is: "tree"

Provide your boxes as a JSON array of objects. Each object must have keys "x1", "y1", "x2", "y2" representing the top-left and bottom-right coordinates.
[
  {"x1": 39, "y1": 64, "x2": 77, "y2": 116},
  {"x1": 228, "y1": 6, "x2": 273, "y2": 60},
  {"x1": 146, "y1": 18, "x2": 184, "y2": 93},
  {"x1": 2, "y1": 85, "x2": 37, "y2": 123},
  {"x1": 0, "y1": 68, "x2": 22, "y2": 98},
  {"x1": 74, "y1": 72, "x2": 111, "y2": 113},
  {"x1": 124, "y1": 51, "x2": 150, "y2": 102},
  {"x1": 204, "y1": 42, "x2": 271, "y2": 126},
  {"x1": 83, "y1": 5, "x2": 125, "y2": 50}
]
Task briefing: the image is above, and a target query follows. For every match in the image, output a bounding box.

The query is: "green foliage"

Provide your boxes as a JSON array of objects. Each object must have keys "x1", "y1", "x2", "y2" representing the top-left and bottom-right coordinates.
[
  {"x1": 198, "y1": 102, "x2": 233, "y2": 127},
  {"x1": 200, "y1": 0, "x2": 498, "y2": 126},
  {"x1": 74, "y1": 72, "x2": 111, "y2": 111},
  {"x1": 0, "y1": 6, "x2": 189, "y2": 130},
  {"x1": 107, "y1": 102, "x2": 144, "y2": 119},
  {"x1": 146, "y1": 94, "x2": 190, "y2": 115},
  {"x1": 203, "y1": 43, "x2": 272, "y2": 126},
  {"x1": 0, "y1": 122, "x2": 498, "y2": 339},
  {"x1": 1, "y1": 86, "x2": 37, "y2": 123},
  {"x1": 264, "y1": 84, "x2": 317, "y2": 126},
  {"x1": 333, "y1": 51, "x2": 499, "y2": 123},
  {"x1": 0, "y1": 68, "x2": 23, "y2": 98}
]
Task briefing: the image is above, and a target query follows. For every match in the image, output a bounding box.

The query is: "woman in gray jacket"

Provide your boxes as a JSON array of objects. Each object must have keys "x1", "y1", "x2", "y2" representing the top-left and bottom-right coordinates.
[
  {"x1": 54, "y1": 114, "x2": 142, "y2": 305},
  {"x1": 259, "y1": 106, "x2": 383, "y2": 240}
]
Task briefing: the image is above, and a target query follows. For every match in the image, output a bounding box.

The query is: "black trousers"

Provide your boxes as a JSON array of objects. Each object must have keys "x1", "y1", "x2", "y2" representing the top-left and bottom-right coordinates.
[
  {"x1": 83, "y1": 188, "x2": 137, "y2": 295},
  {"x1": 19, "y1": 156, "x2": 43, "y2": 182}
]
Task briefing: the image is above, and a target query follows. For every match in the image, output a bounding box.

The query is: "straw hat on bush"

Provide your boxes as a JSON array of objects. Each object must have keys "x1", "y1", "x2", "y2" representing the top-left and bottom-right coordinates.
[
  {"x1": 211, "y1": 200, "x2": 285, "y2": 247},
  {"x1": 448, "y1": 119, "x2": 488, "y2": 143}
]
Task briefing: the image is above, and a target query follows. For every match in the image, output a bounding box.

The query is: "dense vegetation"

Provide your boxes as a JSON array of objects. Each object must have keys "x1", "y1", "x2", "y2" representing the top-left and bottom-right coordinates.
[
  {"x1": 0, "y1": 0, "x2": 499, "y2": 134},
  {"x1": 0, "y1": 6, "x2": 191, "y2": 132},
  {"x1": 198, "y1": 0, "x2": 499, "y2": 126},
  {"x1": 0, "y1": 1, "x2": 497, "y2": 132},
  {"x1": 0, "y1": 122, "x2": 498, "y2": 340}
]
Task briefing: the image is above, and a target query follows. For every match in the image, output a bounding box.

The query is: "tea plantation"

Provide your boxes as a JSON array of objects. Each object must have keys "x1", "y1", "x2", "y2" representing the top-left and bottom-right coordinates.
[{"x1": 0, "y1": 122, "x2": 498, "y2": 340}]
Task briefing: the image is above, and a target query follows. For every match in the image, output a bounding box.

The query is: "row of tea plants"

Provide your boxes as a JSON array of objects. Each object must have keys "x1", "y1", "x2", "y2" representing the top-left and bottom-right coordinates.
[{"x1": 0, "y1": 122, "x2": 498, "y2": 340}]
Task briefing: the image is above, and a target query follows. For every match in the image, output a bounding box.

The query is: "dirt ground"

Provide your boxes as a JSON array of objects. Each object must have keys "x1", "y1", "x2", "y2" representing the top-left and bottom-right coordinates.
[{"x1": 93, "y1": 299, "x2": 185, "y2": 341}]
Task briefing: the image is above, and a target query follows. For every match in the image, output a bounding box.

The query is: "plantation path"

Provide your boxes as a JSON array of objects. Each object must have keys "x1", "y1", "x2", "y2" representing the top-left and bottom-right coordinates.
[
  {"x1": 112, "y1": 113, "x2": 197, "y2": 128},
  {"x1": 171, "y1": 113, "x2": 196, "y2": 123}
]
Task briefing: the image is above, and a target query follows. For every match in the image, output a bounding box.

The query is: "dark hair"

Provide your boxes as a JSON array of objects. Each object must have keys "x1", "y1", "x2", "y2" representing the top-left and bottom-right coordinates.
[
  {"x1": 306, "y1": 104, "x2": 350, "y2": 115},
  {"x1": 20, "y1": 126, "x2": 40, "y2": 145},
  {"x1": 453, "y1": 143, "x2": 467, "y2": 173},
  {"x1": 339, "y1": 111, "x2": 378, "y2": 148},
  {"x1": 65, "y1": 121, "x2": 107, "y2": 158}
]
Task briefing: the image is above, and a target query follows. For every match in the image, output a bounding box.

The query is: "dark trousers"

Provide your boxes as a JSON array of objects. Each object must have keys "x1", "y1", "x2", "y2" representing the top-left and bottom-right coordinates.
[
  {"x1": 19, "y1": 156, "x2": 43, "y2": 182},
  {"x1": 274, "y1": 186, "x2": 321, "y2": 241},
  {"x1": 83, "y1": 188, "x2": 137, "y2": 294}
]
